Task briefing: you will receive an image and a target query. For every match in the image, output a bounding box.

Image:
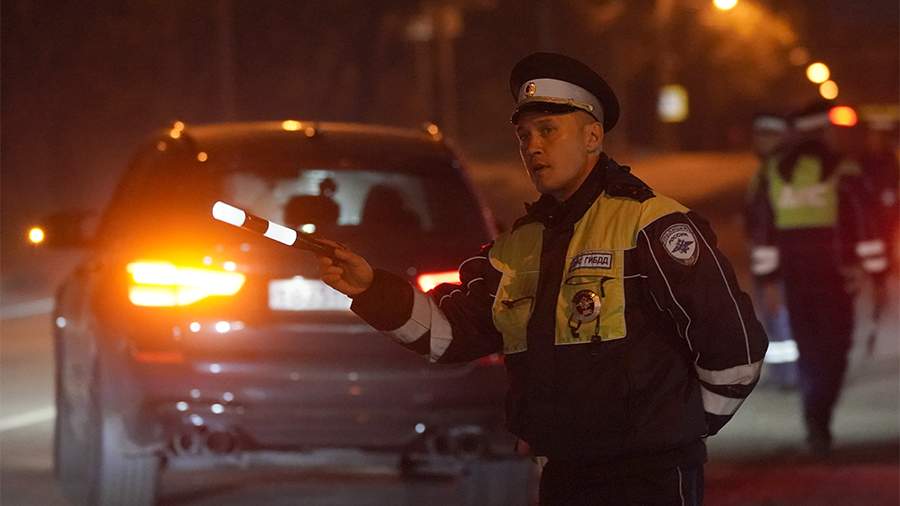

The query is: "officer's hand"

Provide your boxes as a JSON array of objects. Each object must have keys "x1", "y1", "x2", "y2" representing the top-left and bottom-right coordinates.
[{"x1": 315, "y1": 240, "x2": 374, "y2": 297}]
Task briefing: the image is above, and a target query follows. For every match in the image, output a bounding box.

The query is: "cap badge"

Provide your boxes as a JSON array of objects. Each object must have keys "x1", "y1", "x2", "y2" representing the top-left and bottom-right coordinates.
[{"x1": 524, "y1": 81, "x2": 536, "y2": 97}]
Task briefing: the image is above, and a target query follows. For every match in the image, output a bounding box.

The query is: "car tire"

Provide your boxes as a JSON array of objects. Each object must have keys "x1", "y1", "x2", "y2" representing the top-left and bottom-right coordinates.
[
  {"x1": 57, "y1": 342, "x2": 161, "y2": 506},
  {"x1": 88, "y1": 349, "x2": 161, "y2": 506},
  {"x1": 459, "y1": 457, "x2": 534, "y2": 506},
  {"x1": 88, "y1": 411, "x2": 161, "y2": 506},
  {"x1": 55, "y1": 382, "x2": 95, "y2": 504}
]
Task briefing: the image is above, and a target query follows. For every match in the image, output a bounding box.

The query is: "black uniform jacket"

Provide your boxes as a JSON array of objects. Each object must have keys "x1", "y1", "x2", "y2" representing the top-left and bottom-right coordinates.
[{"x1": 352, "y1": 156, "x2": 768, "y2": 469}]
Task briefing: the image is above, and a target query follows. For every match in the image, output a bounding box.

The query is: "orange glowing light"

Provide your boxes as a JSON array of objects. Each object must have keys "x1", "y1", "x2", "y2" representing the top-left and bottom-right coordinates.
[
  {"x1": 197, "y1": 151, "x2": 208, "y2": 162},
  {"x1": 28, "y1": 227, "x2": 45, "y2": 245},
  {"x1": 806, "y1": 62, "x2": 830, "y2": 84},
  {"x1": 169, "y1": 129, "x2": 182, "y2": 139},
  {"x1": 713, "y1": 0, "x2": 737, "y2": 11},
  {"x1": 819, "y1": 80, "x2": 839, "y2": 100},
  {"x1": 829, "y1": 106, "x2": 857, "y2": 127},
  {"x1": 282, "y1": 120, "x2": 302, "y2": 131},
  {"x1": 416, "y1": 271, "x2": 460, "y2": 292},
  {"x1": 127, "y1": 260, "x2": 245, "y2": 307}
]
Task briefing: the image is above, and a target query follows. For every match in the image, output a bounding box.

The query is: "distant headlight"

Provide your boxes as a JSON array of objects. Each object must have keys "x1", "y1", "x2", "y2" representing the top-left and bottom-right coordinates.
[{"x1": 127, "y1": 260, "x2": 246, "y2": 307}]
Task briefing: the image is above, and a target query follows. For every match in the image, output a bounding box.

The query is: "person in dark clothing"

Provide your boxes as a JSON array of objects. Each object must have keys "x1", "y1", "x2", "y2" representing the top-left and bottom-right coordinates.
[
  {"x1": 317, "y1": 53, "x2": 768, "y2": 505},
  {"x1": 745, "y1": 101, "x2": 888, "y2": 457},
  {"x1": 745, "y1": 113, "x2": 798, "y2": 388}
]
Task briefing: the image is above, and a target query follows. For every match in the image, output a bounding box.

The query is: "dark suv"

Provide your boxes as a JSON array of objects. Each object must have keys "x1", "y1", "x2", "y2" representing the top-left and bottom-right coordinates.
[{"x1": 52, "y1": 121, "x2": 526, "y2": 505}]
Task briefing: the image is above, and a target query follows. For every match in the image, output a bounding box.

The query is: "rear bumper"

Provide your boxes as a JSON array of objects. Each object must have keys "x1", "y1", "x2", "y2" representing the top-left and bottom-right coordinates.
[{"x1": 122, "y1": 354, "x2": 510, "y2": 452}]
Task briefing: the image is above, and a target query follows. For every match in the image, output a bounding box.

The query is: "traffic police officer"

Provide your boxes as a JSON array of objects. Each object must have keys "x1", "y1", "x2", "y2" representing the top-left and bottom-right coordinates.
[
  {"x1": 745, "y1": 113, "x2": 798, "y2": 388},
  {"x1": 319, "y1": 53, "x2": 768, "y2": 505},
  {"x1": 746, "y1": 101, "x2": 888, "y2": 456}
]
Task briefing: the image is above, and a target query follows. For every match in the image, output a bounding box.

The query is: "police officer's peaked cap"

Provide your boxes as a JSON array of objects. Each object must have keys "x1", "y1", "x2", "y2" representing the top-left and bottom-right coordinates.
[
  {"x1": 752, "y1": 112, "x2": 788, "y2": 133},
  {"x1": 789, "y1": 99, "x2": 835, "y2": 132},
  {"x1": 509, "y1": 52, "x2": 619, "y2": 131}
]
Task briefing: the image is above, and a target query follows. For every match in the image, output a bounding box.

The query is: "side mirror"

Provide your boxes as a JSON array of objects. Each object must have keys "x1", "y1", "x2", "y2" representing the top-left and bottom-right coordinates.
[{"x1": 28, "y1": 210, "x2": 96, "y2": 249}]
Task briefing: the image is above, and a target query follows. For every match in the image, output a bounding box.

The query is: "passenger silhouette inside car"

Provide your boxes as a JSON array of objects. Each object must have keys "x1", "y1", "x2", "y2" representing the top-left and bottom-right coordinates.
[
  {"x1": 360, "y1": 184, "x2": 421, "y2": 231},
  {"x1": 284, "y1": 177, "x2": 340, "y2": 234}
]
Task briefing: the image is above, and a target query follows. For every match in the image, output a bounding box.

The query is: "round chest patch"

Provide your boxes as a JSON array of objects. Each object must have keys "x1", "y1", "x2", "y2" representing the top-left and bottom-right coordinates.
[
  {"x1": 660, "y1": 223, "x2": 699, "y2": 266},
  {"x1": 571, "y1": 289, "x2": 601, "y2": 323}
]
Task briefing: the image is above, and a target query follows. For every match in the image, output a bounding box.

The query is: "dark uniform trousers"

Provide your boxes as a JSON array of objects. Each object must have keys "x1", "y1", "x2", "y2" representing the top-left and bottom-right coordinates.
[
  {"x1": 539, "y1": 460, "x2": 703, "y2": 506},
  {"x1": 782, "y1": 265, "x2": 853, "y2": 432}
]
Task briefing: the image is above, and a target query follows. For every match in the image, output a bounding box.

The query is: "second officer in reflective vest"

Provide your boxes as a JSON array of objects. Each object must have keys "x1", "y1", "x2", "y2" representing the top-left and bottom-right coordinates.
[
  {"x1": 318, "y1": 53, "x2": 768, "y2": 505},
  {"x1": 746, "y1": 101, "x2": 888, "y2": 457}
]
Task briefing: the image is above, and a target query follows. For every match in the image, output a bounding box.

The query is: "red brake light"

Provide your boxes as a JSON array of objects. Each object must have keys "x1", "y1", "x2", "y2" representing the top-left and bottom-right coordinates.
[
  {"x1": 829, "y1": 106, "x2": 858, "y2": 127},
  {"x1": 476, "y1": 353, "x2": 504, "y2": 367},
  {"x1": 416, "y1": 270, "x2": 460, "y2": 292}
]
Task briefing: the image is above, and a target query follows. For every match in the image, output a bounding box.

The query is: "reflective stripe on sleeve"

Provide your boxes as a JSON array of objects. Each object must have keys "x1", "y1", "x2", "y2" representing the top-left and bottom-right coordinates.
[
  {"x1": 862, "y1": 257, "x2": 889, "y2": 273},
  {"x1": 700, "y1": 385, "x2": 745, "y2": 416},
  {"x1": 751, "y1": 246, "x2": 779, "y2": 275},
  {"x1": 385, "y1": 289, "x2": 432, "y2": 344},
  {"x1": 429, "y1": 299, "x2": 453, "y2": 362},
  {"x1": 856, "y1": 240, "x2": 886, "y2": 258},
  {"x1": 695, "y1": 360, "x2": 762, "y2": 386}
]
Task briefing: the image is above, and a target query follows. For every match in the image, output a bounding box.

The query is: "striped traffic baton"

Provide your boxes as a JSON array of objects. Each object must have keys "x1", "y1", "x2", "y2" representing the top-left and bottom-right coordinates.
[{"x1": 212, "y1": 201, "x2": 338, "y2": 258}]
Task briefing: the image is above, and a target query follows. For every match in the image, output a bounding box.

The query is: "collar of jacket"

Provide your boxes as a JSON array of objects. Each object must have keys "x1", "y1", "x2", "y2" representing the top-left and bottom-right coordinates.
[{"x1": 521, "y1": 154, "x2": 611, "y2": 230}]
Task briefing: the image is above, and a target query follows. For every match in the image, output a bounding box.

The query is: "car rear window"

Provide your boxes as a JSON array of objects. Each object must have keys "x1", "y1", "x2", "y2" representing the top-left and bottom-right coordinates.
[{"x1": 98, "y1": 136, "x2": 491, "y2": 260}]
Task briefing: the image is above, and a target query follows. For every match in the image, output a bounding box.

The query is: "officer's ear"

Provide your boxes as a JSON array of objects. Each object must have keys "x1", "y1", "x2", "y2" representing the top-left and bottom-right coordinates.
[{"x1": 581, "y1": 116, "x2": 604, "y2": 154}]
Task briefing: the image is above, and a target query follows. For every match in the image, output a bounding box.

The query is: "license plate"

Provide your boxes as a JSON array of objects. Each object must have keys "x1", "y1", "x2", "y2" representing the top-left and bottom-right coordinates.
[{"x1": 268, "y1": 277, "x2": 351, "y2": 311}]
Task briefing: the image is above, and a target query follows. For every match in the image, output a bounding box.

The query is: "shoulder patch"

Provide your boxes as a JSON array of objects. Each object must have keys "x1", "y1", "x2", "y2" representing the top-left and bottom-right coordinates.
[{"x1": 660, "y1": 223, "x2": 699, "y2": 266}]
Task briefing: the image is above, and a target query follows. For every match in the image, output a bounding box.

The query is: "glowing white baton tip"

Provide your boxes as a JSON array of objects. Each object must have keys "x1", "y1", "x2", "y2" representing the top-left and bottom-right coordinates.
[
  {"x1": 212, "y1": 201, "x2": 247, "y2": 227},
  {"x1": 264, "y1": 221, "x2": 298, "y2": 246}
]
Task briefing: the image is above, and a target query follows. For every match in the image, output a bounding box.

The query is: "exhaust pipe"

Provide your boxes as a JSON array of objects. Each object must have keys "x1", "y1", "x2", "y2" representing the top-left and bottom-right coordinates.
[
  {"x1": 172, "y1": 431, "x2": 202, "y2": 456},
  {"x1": 422, "y1": 426, "x2": 487, "y2": 459},
  {"x1": 205, "y1": 431, "x2": 238, "y2": 454}
]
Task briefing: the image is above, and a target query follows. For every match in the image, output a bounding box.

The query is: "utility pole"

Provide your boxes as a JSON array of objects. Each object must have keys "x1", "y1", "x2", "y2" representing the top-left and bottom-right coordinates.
[
  {"x1": 654, "y1": 0, "x2": 678, "y2": 151},
  {"x1": 216, "y1": 0, "x2": 237, "y2": 120},
  {"x1": 434, "y1": 3, "x2": 462, "y2": 138}
]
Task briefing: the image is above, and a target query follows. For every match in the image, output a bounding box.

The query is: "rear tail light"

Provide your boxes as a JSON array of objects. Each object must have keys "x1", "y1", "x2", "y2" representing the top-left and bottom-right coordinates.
[
  {"x1": 829, "y1": 106, "x2": 858, "y2": 127},
  {"x1": 476, "y1": 353, "x2": 504, "y2": 367},
  {"x1": 416, "y1": 270, "x2": 460, "y2": 292},
  {"x1": 126, "y1": 260, "x2": 246, "y2": 307}
]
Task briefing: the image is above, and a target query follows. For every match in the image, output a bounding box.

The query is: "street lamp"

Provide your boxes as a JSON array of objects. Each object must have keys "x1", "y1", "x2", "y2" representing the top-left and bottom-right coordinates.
[
  {"x1": 805, "y1": 62, "x2": 830, "y2": 84},
  {"x1": 713, "y1": 0, "x2": 738, "y2": 11},
  {"x1": 819, "y1": 80, "x2": 839, "y2": 100}
]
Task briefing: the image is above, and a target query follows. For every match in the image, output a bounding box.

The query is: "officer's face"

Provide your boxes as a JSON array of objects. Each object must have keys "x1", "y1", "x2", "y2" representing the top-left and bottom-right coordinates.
[
  {"x1": 752, "y1": 131, "x2": 784, "y2": 157},
  {"x1": 515, "y1": 111, "x2": 603, "y2": 201}
]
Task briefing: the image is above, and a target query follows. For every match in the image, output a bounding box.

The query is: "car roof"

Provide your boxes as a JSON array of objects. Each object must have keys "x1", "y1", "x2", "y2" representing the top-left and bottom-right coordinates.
[{"x1": 151, "y1": 121, "x2": 457, "y2": 170}]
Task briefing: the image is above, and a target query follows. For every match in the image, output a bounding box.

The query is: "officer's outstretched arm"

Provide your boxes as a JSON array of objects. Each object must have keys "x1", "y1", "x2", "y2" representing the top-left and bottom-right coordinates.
[
  {"x1": 319, "y1": 243, "x2": 503, "y2": 364},
  {"x1": 639, "y1": 211, "x2": 769, "y2": 436}
]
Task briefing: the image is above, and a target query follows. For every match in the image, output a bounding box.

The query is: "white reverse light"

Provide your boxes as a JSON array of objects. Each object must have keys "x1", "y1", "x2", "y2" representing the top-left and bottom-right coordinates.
[{"x1": 212, "y1": 201, "x2": 246, "y2": 227}]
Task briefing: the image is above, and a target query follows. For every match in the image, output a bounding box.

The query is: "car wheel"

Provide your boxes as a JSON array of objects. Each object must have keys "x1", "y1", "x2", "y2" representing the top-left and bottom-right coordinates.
[
  {"x1": 86, "y1": 350, "x2": 162, "y2": 506},
  {"x1": 55, "y1": 378, "x2": 95, "y2": 504},
  {"x1": 54, "y1": 337, "x2": 98, "y2": 505},
  {"x1": 87, "y1": 409, "x2": 161, "y2": 506},
  {"x1": 459, "y1": 457, "x2": 535, "y2": 506}
]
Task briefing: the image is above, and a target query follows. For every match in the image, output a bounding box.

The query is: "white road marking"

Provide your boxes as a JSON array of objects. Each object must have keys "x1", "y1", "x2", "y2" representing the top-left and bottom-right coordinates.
[
  {"x1": 0, "y1": 406, "x2": 56, "y2": 432},
  {"x1": 0, "y1": 297, "x2": 54, "y2": 320}
]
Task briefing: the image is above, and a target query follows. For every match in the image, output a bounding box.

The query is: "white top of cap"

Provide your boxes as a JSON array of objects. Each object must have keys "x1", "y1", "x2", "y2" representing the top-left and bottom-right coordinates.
[{"x1": 516, "y1": 78, "x2": 602, "y2": 117}]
